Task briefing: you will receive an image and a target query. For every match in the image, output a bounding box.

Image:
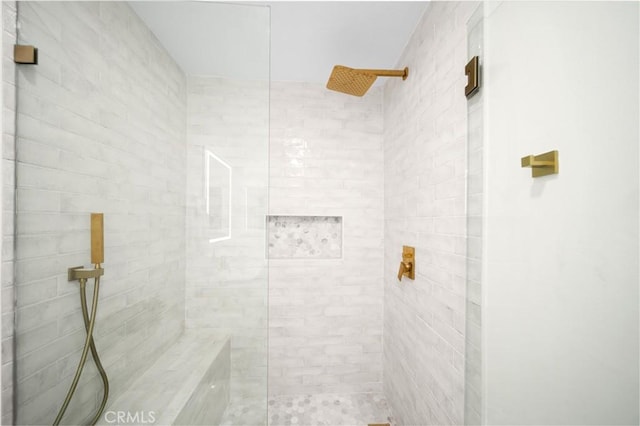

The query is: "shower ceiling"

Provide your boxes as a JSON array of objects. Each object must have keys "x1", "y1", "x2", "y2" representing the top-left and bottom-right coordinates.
[{"x1": 129, "y1": 1, "x2": 428, "y2": 83}]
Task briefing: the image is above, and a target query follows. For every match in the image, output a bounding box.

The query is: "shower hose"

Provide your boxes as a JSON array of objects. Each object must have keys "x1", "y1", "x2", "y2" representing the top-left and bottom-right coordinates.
[{"x1": 53, "y1": 274, "x2": 109, "y2": 426}]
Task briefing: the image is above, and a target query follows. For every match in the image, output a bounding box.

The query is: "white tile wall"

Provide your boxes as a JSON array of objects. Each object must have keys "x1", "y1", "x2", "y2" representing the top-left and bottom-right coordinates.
[
  {"x1": 184, "y1": 76, "x2": 269, "y2": 404},
  {"x1": 383, "y1": 2, "x2": 477, "y2": 425},
  {"x1": 1, "y1": 2, "x2": 16, "y2": 424},
  {"x1": 268, "y1": 81, "x2": 384, "y2": 396},
  {"x1": 8, "y1": 3, "x2": 187, "y2": 424}
]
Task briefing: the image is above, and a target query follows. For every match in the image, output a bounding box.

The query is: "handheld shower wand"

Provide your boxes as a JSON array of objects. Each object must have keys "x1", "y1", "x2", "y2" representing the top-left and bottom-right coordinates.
[{"x1": 54, "y1": 213, "x2": 109, "y2": 426}]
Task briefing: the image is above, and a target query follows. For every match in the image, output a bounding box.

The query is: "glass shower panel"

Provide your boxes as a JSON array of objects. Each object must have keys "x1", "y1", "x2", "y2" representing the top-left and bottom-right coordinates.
[
  {"x1": 180, "y1": 2, "x2": 270, "y2": 422},
  {"x1": 464, "y1": 4, "x2": 483, "y2": 425},
  {"x1": 12, "y1": 2, "x2": 269, "y2": 425}
]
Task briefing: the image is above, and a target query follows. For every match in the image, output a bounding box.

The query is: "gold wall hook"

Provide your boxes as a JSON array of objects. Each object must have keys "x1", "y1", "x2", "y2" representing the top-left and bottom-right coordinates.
[
  {"x1": 521, "y1": 150, "x2": 559, "y2": 177},
  {"x1": 398, "y1": 246, "x2": 415, "y2": 281}
]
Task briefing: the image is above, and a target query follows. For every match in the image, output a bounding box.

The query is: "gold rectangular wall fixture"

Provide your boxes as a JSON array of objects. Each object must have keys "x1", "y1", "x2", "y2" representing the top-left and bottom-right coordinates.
[
  {"x1": 465, "y1": 56, "x2": 479, "y2": 98},
  {"x1": 521, "y1": 150, "x2": 559, "y2": 177},
  {"x1": 14, "y1": 45, "x2": 38, "y2": 64}
]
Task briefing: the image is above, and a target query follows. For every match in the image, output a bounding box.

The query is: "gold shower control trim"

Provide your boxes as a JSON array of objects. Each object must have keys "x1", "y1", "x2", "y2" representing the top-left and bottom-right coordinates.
[
  {"x1": 521, "y1": 150, "x2": 559, "y2": 177},
  {"x1": 397, "y1": 245, "x2": 415, "y2": 281}
]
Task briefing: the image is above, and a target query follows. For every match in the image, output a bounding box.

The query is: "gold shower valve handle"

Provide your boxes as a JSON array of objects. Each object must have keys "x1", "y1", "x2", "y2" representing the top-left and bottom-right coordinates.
[
  {"x1": 398, "y1": 246, "x2": 416, "y2": 281},
  {"x1": 397, "y1": 261, "x2": 413, "y2": 281}
]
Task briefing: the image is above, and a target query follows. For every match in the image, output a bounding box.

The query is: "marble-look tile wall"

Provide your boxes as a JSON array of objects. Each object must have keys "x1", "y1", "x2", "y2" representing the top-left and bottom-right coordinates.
[
  {"x1": 383, "y1": 2, "x2": 478, "y2": 424},
  {"x1": 268, "y1": 81, "x2": 384, "y2": 396},
  {"x1": 7, "y1": 3, "x2": 187, "y2": 424},
  {"x1": 1, "y1": 2, "x2": 17, "y2": 424},
  {"x1": 184, "y1": 76, "x2": 269, "y2": 404}
]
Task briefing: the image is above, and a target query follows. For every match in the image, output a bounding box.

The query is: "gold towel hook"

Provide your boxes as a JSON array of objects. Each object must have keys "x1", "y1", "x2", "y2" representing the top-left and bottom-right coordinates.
[{"x1": 521, "y1": 150, "x2": 559, "y2": 178}]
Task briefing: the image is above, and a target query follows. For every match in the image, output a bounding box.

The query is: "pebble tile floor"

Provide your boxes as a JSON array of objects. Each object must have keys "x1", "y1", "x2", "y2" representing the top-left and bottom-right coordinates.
[{"x1": 220, "y1": 393, "x2": 393, "y2": 426}]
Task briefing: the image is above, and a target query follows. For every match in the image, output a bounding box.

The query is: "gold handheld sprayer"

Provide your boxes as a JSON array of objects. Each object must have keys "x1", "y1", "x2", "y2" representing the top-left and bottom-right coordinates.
[{"x1": 54, "y1": 213, "x2": 109, "y2": 426}]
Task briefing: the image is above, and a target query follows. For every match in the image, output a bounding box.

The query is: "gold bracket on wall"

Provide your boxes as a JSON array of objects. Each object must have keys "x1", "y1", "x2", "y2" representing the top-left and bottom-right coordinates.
[
  {"x1": 397, "y1": 246, "x2": 415, "y2": 281},
  {"x1": 14, "y1": 45, "x2": 38, "y2": 65},
  {"x1": 68, "y1": 266, "x2": 104, "y2": 281},
  {"x1": 465, "y1": 56, "x2": 479, "y2": 99},
  {"x1": 521, "y1": 150, "x2": 559, "y2": 177}
]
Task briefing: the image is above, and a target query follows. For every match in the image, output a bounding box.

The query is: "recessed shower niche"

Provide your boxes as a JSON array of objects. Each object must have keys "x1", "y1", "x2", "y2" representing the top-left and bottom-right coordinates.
[{"x1": 267, "y1": 216, "x2": 343, "y2": 259}]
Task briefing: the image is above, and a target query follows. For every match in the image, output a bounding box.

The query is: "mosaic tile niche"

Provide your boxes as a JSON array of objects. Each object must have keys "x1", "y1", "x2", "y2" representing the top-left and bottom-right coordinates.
[{"x1": 268, "y1": 216, "x2": 342, "y2": 259}]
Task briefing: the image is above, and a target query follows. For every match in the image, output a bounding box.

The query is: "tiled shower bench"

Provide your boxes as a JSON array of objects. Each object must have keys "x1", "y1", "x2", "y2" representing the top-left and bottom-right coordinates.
[{"x1": 97, "y1": 332, "x2": 230, "y2": 425}]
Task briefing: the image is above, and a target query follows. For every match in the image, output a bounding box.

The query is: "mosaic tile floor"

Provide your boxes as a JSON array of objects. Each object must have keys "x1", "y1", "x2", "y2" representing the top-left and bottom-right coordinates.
[{"x1": 220, "y1": 393, "x2": 393, "y2": 426}]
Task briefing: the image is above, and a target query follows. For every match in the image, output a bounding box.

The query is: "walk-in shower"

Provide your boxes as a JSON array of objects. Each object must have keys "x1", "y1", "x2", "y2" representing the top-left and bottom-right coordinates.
[{"x1": 3, "y1": 1, "x2": 638, "y2": 425}]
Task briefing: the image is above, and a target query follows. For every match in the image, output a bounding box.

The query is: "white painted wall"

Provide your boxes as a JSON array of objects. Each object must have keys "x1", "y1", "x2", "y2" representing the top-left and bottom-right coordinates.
[{"x1": 483, "y1": 2, "x2": 639, "y2": 424}]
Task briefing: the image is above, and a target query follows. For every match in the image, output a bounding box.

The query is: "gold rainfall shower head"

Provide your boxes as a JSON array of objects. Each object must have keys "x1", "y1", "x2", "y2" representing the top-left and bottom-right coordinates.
[{"x1": 326, "y1": 65, "x2": 409, "y2": 97}]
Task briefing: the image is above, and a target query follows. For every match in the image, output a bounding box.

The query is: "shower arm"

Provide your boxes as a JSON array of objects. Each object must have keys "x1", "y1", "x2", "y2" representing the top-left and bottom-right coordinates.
[{"x1": 355, "y1": 67, "x2": 409, "y2": 79}]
